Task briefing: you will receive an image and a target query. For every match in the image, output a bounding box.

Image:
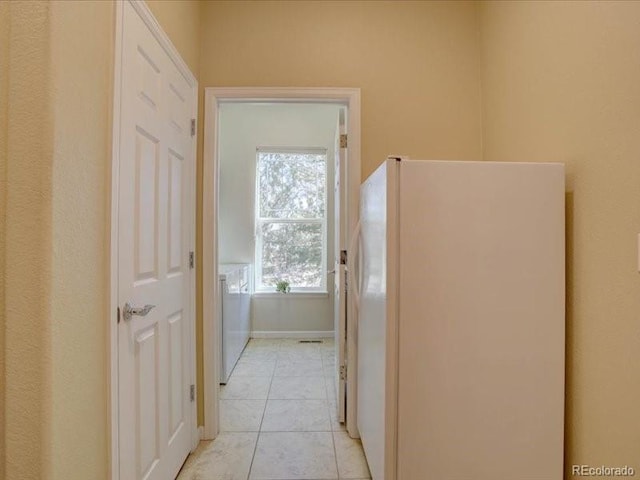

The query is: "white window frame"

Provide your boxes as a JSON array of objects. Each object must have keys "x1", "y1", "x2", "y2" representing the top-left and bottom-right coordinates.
[{"x1": 254, "y1": 146, "x2": 328, "y2": 293}]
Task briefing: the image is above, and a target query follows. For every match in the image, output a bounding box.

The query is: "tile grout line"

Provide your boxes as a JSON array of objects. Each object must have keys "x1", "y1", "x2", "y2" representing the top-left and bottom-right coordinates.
[
  {"x1": 245, "y1": 338, "x2": 280, "y2": 480},
  {"x1": 322, "y1": 342, "x2": 342, "y2": 479}
]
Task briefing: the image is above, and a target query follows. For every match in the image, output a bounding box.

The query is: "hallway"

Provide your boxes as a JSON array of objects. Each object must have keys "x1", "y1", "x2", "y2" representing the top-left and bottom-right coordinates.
[{"x1": 177, "y1": 338, "x2": 371, "y2": 479}]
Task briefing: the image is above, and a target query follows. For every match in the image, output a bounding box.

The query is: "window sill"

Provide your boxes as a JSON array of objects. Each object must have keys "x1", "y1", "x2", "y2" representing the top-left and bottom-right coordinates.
[{"x1": 253, "y1": 291, "x2": 329, "y2": 299}]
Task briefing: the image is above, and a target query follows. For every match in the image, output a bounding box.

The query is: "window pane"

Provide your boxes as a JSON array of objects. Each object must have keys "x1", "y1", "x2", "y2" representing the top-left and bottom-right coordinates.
[
  {"x1": 260, "y1": 222, "x2": 323, "y2": 288},
  {"x1": 258, "y1": 152, "x2": 326, "y2": 219}
]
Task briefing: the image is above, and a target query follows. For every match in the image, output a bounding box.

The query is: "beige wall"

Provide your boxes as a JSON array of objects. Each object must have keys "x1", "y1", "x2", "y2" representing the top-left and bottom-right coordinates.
[
  {"x1": 480, "y1": 1, "x2": 640, "y2": 475},
  {"x1": 2, "y1": 2, "x2": 116, "y2": 478},
  {"x1": 49, "y1": 1, "x2": 114, "y2": 478},
  {"x1": 199, "y1": 0, "x2": 483, "y2": 179},
  {"x1": 3, "y1": 2, "x2": 55, "y2": 478},
  {"x1": 0, "y1": 1, "x2": 8, "y2": 475},
  {"x1": 1, "y1": 1, "x2": 201, "y2": 479}
]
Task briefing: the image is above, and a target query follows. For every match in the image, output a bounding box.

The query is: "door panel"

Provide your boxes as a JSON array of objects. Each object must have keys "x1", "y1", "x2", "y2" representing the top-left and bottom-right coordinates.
[
  {"x1": 118, "y1": 2, "x2": 194, "y2": 479},
  {"x1": 137, "y1": 46, "x2": 161, "y2": 110},
  {"x1": 135, "y1": 130, "x2": 160, "y2": 282},
  {"x1": 167, "y1": 152, "x2": 183, "y2": 275},
  {"x1": 136, "y1": 325, "x2": 160, "y2": 479},
  {"x1": 168, "y1": 311, "x2": 184, "y2": 438}
]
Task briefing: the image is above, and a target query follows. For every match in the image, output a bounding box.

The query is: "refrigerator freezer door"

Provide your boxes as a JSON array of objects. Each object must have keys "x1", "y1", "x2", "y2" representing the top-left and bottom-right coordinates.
[{"x1": 357, "y1": 160, "x2": 395, "y2": 480}]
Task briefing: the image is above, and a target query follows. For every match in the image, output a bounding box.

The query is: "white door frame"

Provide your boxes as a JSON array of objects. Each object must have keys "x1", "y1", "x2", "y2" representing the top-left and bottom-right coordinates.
[
  {"x1": 202, "y1": 87, "x2": 361, "y2": 439},
  {"x1": 109, "y1": 1, "x2": 199, "y2": 478}
]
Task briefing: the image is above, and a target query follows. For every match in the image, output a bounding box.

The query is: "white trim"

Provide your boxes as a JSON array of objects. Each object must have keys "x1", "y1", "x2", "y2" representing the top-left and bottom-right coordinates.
[
  {"x1": 257, "y1": 146, "x2": 327, "y2": 155},
  {"x1": 186, "y1": 62, "x2": 199, "y2": 453},
  {"x1": 198, "y1": 426, "x2": 204, "y2": 440},
  {"x1": 109, "y1": 2, "x2": 198, "y2": 478},
  {"x1": 252, "y1": 292, "x2": 329, "y2": 299},
  {"x1": 345, "y1": 91, "x2": 362, "y2": 439},
  {"x1": 250, "y1": 331, "x2": 334, "y2": 339},
  {"x1": 256, "y1": 218, "x2": 325, "y2": 223},
  {"x1": 203, "y1": 87, "x2": 361, "y2": 441},
  {"x1": 202, "y1": 89, "x2": 219, "y2": 440}
]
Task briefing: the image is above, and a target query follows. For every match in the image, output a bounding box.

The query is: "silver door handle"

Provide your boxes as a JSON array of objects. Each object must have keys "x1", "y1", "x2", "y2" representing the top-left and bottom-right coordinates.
[
  {"x1": 327, "y1": 269, "x2": 336, "y2": 274},
  {"x1": 123, "y1": 302, "x2": 156, "y2": 321}
]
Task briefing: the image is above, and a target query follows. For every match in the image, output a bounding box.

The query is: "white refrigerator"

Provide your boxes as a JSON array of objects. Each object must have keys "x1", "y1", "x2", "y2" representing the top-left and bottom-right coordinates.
[{"x1": 356, "y1": 159, "x2": 565, "y2": 480}]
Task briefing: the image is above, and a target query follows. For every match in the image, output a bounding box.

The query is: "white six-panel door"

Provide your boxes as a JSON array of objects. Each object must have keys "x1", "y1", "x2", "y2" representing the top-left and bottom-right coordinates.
[{"x1": 117, "y1": 2, "x2": 196, "y2": 479}]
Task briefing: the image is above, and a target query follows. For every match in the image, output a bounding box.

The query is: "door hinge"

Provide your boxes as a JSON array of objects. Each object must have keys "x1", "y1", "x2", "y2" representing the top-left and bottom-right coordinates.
[
  {"x1": 339, "y1": 364, "x2": 347, "y2": 381},
  {"x1": 340, "y1": 250, "x2": 347, "y2": 265},
  {"x1": 117, "y1": 306, "x2": 121, "y2": 324},
  {"x1": 189, "y1": 251, "x2": 194, "y2": 269},
  {"x1": 190, "y1": 118, "x2": 196, "y2": 137},
  {"x1": 339, "y1": 133, "x2": 347, "y2": 148},
  {"x1": 190, "y1": 384, "x2": 195, "y2": 402}
]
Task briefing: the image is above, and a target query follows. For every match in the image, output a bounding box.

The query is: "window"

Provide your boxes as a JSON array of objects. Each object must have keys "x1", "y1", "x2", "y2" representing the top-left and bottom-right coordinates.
[{"x1": 255, "y1": 148, "x2": 327, "y2": 293}]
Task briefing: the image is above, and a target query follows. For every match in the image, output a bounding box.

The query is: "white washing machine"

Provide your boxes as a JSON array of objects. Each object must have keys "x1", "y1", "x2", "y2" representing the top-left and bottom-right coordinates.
[{"x1": 219, "y1": 264, "x2": 251, "y2": 384}]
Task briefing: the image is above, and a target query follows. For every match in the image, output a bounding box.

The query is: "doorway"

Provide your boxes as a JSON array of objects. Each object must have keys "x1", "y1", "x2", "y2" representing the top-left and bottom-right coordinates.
[{"x1": 201, "y1": 88, "x2": 362, "y2": 446}]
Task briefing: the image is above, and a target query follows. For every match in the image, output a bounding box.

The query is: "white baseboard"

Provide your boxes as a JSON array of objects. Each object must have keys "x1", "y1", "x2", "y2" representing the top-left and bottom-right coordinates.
[
  {"x1": 198, "y1": 425, "x2": 204, "y2": 440},
  {"x1": 251, "y1": 330, "x2": 334, "y2": 339}
]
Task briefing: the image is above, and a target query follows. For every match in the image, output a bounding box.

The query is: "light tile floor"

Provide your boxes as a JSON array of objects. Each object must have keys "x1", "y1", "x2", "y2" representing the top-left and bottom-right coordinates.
[{"x1": 177, "y1": 338, "x2": 371, "y2": 480}]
